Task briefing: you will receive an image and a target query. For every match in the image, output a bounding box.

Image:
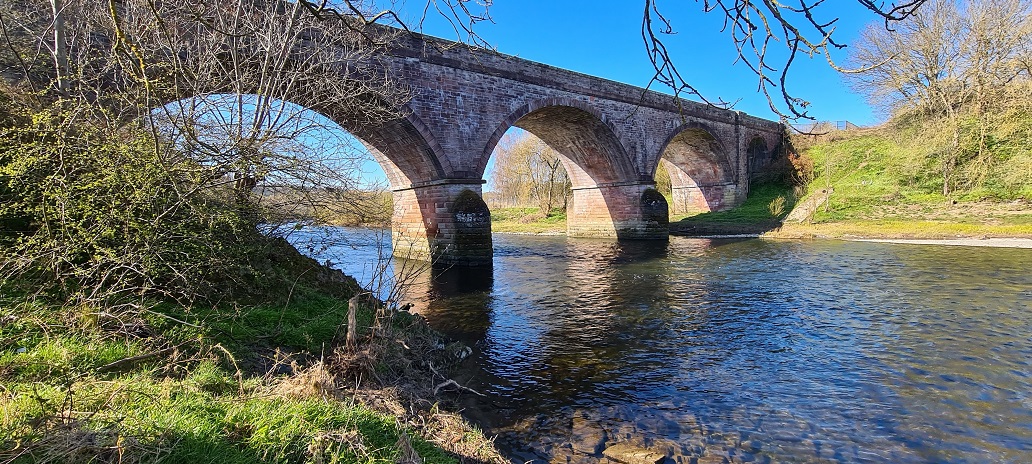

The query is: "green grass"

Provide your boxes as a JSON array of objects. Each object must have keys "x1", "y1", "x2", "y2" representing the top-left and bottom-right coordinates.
[
  {"x1": 0, "y1": 287, "x2": 478, "y2": 463},
  {"x1": 153, "y1": 291, "x2": 359, "y2": 353},
  {"x1": 1, "y1": 371, "x2": 451, "y2": 464},
  {"x1": 665, "y1": 183, "x2": 798, "y2": 235},
  {"x1": 794, "y1": 128, "x2": 1032, "y2": 230},
  {"x1": 670, "y1": 183, "x2": 797, "y2": 224},
  {"x1": 490, "y1": 207, "x2": 567, "y2": 234}
]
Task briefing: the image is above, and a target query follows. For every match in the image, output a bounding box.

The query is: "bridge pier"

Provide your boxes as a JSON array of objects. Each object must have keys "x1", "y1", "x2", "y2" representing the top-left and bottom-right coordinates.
[
  {"x1": 567, "y1": 183, "x2": 669, "y2": 239},
  {"x1": 392, "y1": 181, "x2": 492, "y2": 266}
]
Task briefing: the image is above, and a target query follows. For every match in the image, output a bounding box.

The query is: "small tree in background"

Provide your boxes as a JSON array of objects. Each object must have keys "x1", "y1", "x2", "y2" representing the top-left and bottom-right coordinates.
[{"x1": 490, "y1": 132, "x2": 572, "y2": 216}]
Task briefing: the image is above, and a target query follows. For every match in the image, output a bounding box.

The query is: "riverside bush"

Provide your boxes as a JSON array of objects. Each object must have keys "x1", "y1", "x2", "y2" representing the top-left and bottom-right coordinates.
[{"x1": 0, "y1": 105, "x2": 298, "y2": 306}]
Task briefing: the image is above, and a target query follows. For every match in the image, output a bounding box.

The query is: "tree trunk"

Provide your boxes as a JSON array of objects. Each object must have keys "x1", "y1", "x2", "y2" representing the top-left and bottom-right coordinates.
[
  {"x1": 51, "y1": 0, "x2": 68, "y2": 92},
  {"x1": 346, "y1": 294, "x2": 359, "y2": 351}
]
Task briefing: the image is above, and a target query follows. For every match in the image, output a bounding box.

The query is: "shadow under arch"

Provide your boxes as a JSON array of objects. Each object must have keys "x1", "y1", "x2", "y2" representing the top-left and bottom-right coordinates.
[
  {"x1": 747, "y1": 136, "x2": 769, "y2": 166},
  {"x1": 746, "y1": 134, "x2": 790, "y2": 185},
  {"x1": 657, "y1": 122, "x2": 739, "y2": 214},
  {"x1": 479, "y1": 98, "x2": 665, "y2": 239}
]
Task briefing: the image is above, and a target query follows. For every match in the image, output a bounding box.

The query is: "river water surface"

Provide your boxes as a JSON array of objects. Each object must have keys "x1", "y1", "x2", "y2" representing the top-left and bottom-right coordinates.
[{"x1": 299, "y1": 229, "x2": 1032, "y2": 463}]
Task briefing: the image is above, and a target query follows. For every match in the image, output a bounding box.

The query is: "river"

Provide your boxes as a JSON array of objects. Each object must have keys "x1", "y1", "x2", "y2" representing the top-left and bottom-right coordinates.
[{"x1": 293, "y1": 227, "x2": 1032, "y2": 463}]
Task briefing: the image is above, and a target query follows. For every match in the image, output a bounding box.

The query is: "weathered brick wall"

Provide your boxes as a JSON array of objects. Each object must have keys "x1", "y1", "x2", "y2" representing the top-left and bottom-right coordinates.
[
  {"x1": 670, "y1": 185, "x2": 740, "y2": 214},
  {"x1": 391, "y1": 181, "x2": 492, "y2": 266},
  {"x1": 568, "y1": 184, "x2": 669, "y2": 239},
  {"x1": 378, "y1": 34, "x2": 782, "y2": 189},
  {"x1": 357, "y1": 32, "x2": 782, "y2": 262}
]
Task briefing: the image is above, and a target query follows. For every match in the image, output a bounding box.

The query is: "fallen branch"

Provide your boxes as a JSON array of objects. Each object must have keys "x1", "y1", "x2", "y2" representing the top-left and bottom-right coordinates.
[
  {"x1": 95, "y1": 344, "x2": 179, "y2": 373},
  {"x1": 94, "y1": 339, "x2": 199, "y2": 374},
  {"x1": 432, "y1": 379, "x2": 486, "y2": 397},
  {"x1": 427, "y1": 361, "x2": 485, "y2": 397}
]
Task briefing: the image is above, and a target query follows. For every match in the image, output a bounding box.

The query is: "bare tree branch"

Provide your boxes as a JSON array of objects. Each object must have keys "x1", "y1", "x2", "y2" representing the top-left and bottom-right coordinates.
[{"x1": 642, "y1": 0, "x2": 931, "y2": 120}]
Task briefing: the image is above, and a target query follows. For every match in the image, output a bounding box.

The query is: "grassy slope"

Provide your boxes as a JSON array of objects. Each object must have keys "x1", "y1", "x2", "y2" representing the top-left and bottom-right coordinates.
[
  {"x1": 0, "y1": 252, "x2": 501, "y2": 463},
  {"x1": 775, "y1": 127, "x2": 1032, "y2": 239},
  {"x1": 668, "y1": 183, "x2": 797, "y2": 235}
]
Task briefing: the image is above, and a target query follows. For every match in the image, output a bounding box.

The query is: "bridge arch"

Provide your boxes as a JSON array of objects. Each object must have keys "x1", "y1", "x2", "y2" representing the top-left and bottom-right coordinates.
[
  {"x1": 153, "y1": 95, "x2": 458, "y2": 262},
  {"x1": 349, "y1": 108, "x2": 450, "y2": 189},
  {"x1": 657, "y1": 122, "x2": 739, "y2": 214},
  {"x1": 478, "y1": 98, "x2": 636, "y2": 184},
  {"x1": 480, "y1": 98, "x2": 663, "y2": 238},
  {"x1": 155, "y1": 95, "x2": 449, "y2": 190}
]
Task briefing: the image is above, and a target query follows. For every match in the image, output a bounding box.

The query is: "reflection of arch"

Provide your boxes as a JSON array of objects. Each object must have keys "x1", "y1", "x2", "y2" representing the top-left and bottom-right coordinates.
[
  {"x1": 478, "y1": 98, "x2": 635, "y2": 187},
  {"x1": 658, "y1": 123, "x2": 736, "y2": 213}
]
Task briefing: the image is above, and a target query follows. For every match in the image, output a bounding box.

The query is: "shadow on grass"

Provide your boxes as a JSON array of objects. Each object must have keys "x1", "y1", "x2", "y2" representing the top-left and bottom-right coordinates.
[{"x1": 669, "y1": 183, "x2": 797, "y2": 236}]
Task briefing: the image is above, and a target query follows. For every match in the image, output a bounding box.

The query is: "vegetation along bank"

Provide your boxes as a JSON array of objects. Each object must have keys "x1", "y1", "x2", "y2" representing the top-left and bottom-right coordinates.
[{"x1": 0, "y1": 1, "x2": 504, "y2": 462}]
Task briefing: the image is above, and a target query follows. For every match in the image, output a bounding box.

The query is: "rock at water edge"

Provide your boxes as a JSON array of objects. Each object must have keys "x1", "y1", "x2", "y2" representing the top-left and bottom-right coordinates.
[{"x1": 602, "y1": 443, "x2": 666, "y2": 464}]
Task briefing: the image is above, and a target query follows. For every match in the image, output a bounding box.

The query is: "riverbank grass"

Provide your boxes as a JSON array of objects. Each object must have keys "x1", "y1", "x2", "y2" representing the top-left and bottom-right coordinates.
[
  {"x1": 778, "y1": 127, "x2": 1032, "y2": 237},
  {"x1": 489, "y1": 207, "x2": 567, "y2": 234},
  {"x1": 0, "y1": 280, "x2": 498, "y2": 463},
  {"x1": 1, "y1": 372, "x2": 449, "y2": 464},
  {"x1": 668, "y1": 183, "x2": 797, "y2": 235}
]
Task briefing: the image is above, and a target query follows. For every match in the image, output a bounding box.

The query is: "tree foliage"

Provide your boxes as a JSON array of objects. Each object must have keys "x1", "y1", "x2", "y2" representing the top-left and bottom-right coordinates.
[{"x1": 0, "y1": 108, "x2": 278, "y2": 303}]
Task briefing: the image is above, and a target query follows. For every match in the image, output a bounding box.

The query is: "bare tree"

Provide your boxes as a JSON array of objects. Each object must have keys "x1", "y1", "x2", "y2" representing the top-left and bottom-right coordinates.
[
  {"x1": 642, "y1": 0, "x2": 932, "y2": 120},
  {"x1": 847, "y1": 0, "x2": 965, "y2": 115},
  {"x1": 849, "y1": 0, "x2": 1032, "y2": 113},
  {"x1": 0, "y1": 0, "x2": 418, "y2": 303},
  {"x1": 846, "y1": 0, "x2": 1032, "y2": 194},
  {"x1": 963, "y1": 0, "x2": 1032, "y2": 181},
  {"x1": 490, "y1": 132, "x2": 571, "y2": 215}
]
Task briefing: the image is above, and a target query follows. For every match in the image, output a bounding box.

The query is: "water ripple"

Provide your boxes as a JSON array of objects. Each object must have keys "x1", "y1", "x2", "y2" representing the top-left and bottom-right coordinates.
[{"x1": 314, "y1": 230, "x2": 1032, "y2": 463}]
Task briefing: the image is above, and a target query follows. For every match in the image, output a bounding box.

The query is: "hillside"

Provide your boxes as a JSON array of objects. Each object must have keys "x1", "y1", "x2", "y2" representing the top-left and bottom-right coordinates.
[{"x1": 773, "y1": 109, "x2": 1032, "y2": 238}]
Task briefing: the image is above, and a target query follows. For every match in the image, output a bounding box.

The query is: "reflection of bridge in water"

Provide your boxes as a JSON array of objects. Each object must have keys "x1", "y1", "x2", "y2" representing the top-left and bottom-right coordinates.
[{"x1": 350, "y1": 32, "x2": 784, "y2": 265}]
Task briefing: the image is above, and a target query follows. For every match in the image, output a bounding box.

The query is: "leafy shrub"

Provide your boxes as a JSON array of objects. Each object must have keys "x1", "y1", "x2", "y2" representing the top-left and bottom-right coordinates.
[{"x1": 0, "y1": 104, "x2": 303, "y2": 306}]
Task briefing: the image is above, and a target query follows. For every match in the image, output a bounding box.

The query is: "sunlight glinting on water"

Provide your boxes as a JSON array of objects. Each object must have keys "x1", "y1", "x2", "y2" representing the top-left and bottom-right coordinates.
[{"x1": 294, "y1": 228, "x2": 1032, "y2": 463}]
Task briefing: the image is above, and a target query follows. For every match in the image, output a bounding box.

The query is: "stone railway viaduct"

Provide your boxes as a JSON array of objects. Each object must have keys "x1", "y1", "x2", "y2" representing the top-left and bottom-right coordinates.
[{"x1": 349, "y1": 33, "x2": 784, "y2": 265}]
